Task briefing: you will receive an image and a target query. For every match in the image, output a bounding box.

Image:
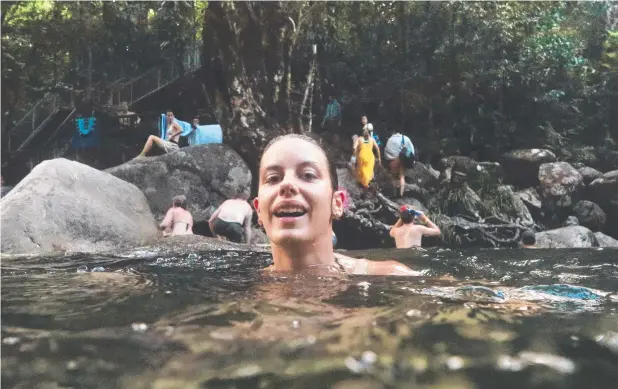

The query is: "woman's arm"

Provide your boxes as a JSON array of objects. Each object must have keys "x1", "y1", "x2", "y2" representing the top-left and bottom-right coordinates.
[
  {"x1": 160, "y1": 208, "x2": 173, "y2": 229},
  {"x1": 373, "y1": 138, "x2": 381, "y2": 163}
]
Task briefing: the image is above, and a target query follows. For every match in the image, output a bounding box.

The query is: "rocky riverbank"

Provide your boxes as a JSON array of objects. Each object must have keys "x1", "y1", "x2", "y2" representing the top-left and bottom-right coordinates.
[{"x1": 1, "y1": 139, "x2": 617, "y2": 256}]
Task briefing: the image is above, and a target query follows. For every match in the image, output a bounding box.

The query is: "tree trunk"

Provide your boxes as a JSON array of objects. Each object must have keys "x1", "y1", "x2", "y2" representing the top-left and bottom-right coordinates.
[{"x1": 201, "y1": 2, "x2": 307, "y2": 192}]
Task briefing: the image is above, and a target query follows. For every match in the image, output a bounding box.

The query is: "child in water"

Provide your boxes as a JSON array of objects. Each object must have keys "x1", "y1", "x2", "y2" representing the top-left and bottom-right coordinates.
[{"x1": 253, "y1": 133, "x2": 420, "y2": 275}]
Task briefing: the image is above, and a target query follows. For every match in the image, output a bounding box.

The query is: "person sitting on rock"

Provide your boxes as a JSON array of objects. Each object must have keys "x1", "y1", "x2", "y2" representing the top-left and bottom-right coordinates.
[
  {"x1": 355, "y1": 128, "x2": 381, "y2": 191},
  {"x1": 253, "y1": 133, "x2": 421, "y2": 275},
  {"x1": 160, "y1": 195, "x2": 194, "y2": 236},
  {"x1": 389, "y1": 205, "x2": 441, "y2": 248},
  {"x1": 135, "y1": 110, "x2": 182, "y2": 158},
  {"x1": 520, "y1": 230, "x2": 537, "y2": 248},
  {"x1": 208, "y1": 194, "x2": 254, "y2": 244},
  {"x1": 384, "y1": 130, "x2": 415, "y2": 198}
]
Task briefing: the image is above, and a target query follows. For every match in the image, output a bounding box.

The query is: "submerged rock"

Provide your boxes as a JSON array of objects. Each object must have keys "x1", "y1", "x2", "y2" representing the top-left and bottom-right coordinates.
[
  {"x1": 500, "y1": 148, "x2": 556, "y2": 187},
  {"x1": 1, "y1": 158, "x2": 158, "y2": 255},
  {"x1": 535, "y1": 226, "x2": 598, "y2": 248},
  {"x1": 106, "y1": 144, "x2": 252, "y2": 228}
]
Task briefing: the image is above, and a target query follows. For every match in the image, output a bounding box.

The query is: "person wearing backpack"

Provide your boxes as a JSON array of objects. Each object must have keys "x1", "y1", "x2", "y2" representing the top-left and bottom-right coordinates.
[{"x1": 384, "y1": 130, "x2": 416, "y2": 198}]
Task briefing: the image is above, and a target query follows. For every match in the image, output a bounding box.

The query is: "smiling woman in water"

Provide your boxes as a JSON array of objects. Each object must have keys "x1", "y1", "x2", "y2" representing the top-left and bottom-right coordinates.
[{"x1": 253, "y1": 134, "x2": 421, "y2": 276}]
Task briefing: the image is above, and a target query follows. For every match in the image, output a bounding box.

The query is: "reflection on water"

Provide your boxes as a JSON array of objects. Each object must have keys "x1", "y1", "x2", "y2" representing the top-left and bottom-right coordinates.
[{"x1": 2, "y1": 248, "x2": 618, "y2": 388}]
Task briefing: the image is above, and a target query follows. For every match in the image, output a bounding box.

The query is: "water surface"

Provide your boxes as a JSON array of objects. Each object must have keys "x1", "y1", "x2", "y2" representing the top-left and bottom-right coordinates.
[{"x1": 2, "y1": 248, "x2": 618, "y2": 388}]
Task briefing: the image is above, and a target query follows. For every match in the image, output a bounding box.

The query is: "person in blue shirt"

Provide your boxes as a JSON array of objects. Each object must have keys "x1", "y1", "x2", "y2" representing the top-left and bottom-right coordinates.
[{"x1": 321, "y1": 96, "x2": 342, "y2": 132}]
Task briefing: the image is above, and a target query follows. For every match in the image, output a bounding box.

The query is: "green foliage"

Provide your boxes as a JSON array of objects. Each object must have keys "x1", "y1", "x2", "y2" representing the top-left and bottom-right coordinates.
[
  {"x1": 1, "y1": 1, "x2": 202, "y2": 134},
  {"x1": 298, "y1": 1, "x2": 617, "y2": 168},
  {"x1": 2, "y1": 0, "x2": 617, "y2": 172}
]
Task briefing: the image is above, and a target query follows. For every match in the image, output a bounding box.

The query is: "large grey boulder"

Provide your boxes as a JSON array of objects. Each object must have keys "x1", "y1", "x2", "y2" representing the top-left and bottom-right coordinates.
[
  {"x1": 535, "y1": 226, "x2": 598, "y2": 248},
  {"x1": 594, "y1": 232, "x2": 618, "y2": 248},
  {"x1": 106, "y1": 144, "x2": 252, "y2": 227},
  {"x1": 577, "y1": 166, "x2": 603, "y2": 186},
  {"x1": 516, "y1": 188, "x2": 542, "y2": 210},
  {"x1": 1, "y1": 159, "x2": 158, "y2": 255},
  {"x1": 538, "y1": 162, "x2": 584, "y2": 210},
  {"x1": 588, "y1": 170, "x2": 618, "y2": 218},
  {"x1": 439, "y1": 156, "x2": 483, "y2": 184},
  {"x1": 572, "y1": 200, "x2": 606, "y2": 231},
  {"x1": 404, "y1": 161, "x2": 441, "y2": 189},
  {"x1": 501, "y1": 148, "x2": 556, "y2": 187}
]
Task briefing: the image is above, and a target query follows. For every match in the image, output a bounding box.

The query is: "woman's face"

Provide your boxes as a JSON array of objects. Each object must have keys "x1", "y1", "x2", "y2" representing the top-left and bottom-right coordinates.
[
  {"x1": 361, "y1": 116, "x2": 367, "y2": 125},
  {"x1": 254, "y1": 138, "x2": 344, "y2": 246}
]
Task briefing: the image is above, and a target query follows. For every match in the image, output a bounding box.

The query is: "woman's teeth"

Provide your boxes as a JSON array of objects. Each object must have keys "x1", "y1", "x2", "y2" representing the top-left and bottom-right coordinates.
[{"x1": 274, "y1": 208, "x2": 306, "y2": 217}]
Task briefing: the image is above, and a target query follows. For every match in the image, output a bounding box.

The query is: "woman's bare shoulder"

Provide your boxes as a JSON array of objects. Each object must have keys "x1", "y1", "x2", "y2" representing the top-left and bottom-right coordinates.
[{"x1": 334, "y1": 253, "x2": 422, "y2": 276}]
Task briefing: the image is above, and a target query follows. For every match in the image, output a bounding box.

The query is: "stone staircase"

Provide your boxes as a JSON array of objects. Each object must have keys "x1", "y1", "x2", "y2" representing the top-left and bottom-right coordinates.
[{"x1": 5, "y1": 49, "x2": 202, "y2": 155}]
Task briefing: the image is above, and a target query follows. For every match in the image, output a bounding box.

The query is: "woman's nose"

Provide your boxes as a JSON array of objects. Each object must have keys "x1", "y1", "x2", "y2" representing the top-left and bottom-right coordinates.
[{"x1": 278, "y1": 176, "x2": 299, "y2": 196}]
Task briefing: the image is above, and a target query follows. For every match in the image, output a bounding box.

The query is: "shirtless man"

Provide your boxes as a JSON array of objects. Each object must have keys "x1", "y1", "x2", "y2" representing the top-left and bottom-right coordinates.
[
  {"x1": 136, "y1": 110, "x2": 182, "y2": 158},
  {"x1": 160, "y1": 195, "x2": 194, "y2": 236},
  {"x1": 208, "y1": 194, "x2": 254, "y2": 244},
  {"x1": 389, "y1": 205, "x2": 441, "y2": 248}
]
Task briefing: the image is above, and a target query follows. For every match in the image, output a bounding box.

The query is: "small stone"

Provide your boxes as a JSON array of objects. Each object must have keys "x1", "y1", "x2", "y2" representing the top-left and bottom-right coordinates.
[
  {"x1": 406, "y1": 309, "x2": 422, "y2": 318},
  {"x1": 291, "y1": 320, "x2": 301, "y2": 329},
  {"x1": 131, "y1": 322, "x2": 148, "y2": 332},
  {"x1": 445, "y1": 356, "x2": 465, "y2": 370},
  {"x1": 76, "y1": 265, "x2": 88, "y2": 273},
  {"x1": 2, "y1": 337, "x2": 20, "y2": 345},
  {"x1": 357, "y1": 281, "x2": 371, "y2": 290},
  {"x1": 361, "y1": 351, "x2": 377, "y2": 365}
]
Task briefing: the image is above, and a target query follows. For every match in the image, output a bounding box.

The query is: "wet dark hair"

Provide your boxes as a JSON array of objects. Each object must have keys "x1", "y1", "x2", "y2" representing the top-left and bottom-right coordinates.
[
  {"x1": 166, "y1": 109, "x2": 174, "y2": 115},
  {"x1": 521, "y1": 230, "x2": 536, "y2": 245},
  {"x1": 400, "y1": 209, "x2": 415, "y2": 224},
  {"x1": 261, "y1": 134, "x2": 338, "y2": 192},
  {"x1": 172, "y1": 195, "x2": 187, "y2": 209},
  {"x1": 236, "y1": 192, "x2": 250, "y2": 201}
]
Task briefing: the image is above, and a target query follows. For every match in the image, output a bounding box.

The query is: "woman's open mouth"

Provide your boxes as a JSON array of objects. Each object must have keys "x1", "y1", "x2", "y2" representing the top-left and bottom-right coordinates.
[{"x1": 273, "y1": 206, "x2": 307, "y2": 223}]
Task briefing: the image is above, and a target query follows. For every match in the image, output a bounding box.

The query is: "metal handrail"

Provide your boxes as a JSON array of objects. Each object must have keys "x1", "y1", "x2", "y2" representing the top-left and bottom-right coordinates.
[
  {"x1": 7, "y1": 47, "x2": 202, "y2": 152},
  {"x1": 7, "y1": 93, "x2": 57, "y2": 134}
]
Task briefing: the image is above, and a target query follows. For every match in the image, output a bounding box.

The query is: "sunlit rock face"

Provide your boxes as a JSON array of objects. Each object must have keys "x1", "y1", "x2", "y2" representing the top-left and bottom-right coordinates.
[{"x1": 1, "y1": 158, "x2": 158, "y2": 255}]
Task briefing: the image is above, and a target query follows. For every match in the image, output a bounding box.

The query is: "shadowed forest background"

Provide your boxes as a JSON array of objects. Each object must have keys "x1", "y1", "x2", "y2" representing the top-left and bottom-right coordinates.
[{"x1": 2, "y1": 0, "x2": 618, "y2": 170}]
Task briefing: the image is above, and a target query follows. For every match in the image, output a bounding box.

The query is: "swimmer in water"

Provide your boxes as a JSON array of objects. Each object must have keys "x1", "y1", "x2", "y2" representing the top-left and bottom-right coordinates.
[{"x1": 253, "y1": 134, "x2": 421, "y2": 276}]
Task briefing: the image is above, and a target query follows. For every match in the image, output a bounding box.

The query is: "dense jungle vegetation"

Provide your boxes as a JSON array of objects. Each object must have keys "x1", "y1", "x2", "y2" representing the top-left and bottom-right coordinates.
[{"x1": 2, "y1": 1, "x2": 618, "y2": 168}]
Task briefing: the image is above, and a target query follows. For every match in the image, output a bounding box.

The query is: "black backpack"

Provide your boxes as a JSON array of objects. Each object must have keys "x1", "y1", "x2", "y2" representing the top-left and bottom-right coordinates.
[{"x1": 399, "y1": 135, "x2": 417, "y2": 168}]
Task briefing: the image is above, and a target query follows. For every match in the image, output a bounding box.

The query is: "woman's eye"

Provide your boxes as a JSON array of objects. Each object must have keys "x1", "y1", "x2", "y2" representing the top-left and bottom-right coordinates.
[
  {"x1": 265, "y1": 175, "x2": 280, "y2": 184},
  {"x1": 302, "y1": 171, "x2": 317, "y2": 180}
]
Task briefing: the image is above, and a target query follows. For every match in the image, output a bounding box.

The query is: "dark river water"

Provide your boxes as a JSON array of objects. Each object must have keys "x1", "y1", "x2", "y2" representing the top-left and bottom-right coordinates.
[{"x1": 2, "y1": 248, "x2": 618, "y2": 389}]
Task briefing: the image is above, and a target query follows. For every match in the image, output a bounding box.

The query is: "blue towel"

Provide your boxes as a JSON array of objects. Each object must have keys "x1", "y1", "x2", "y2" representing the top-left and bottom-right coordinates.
[
  {"x1": 521, "y1": 284, "x2": 604, "y2": 300},
  {"x1": 72, "y1": 117, "x2": 99, "y2": 149},
  {"x1": 159, "y1": 114, "x2": 222, "y2": 145}
]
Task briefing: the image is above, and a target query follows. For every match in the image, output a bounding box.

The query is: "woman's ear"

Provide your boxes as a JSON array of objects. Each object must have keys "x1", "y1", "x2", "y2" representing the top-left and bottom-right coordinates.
[
  {"x1": 331, "y1": 190, "x2": 345, "y2": 219},
  {"x1": 252, "y1": 198, "x2": 259, "y2": 212}
]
